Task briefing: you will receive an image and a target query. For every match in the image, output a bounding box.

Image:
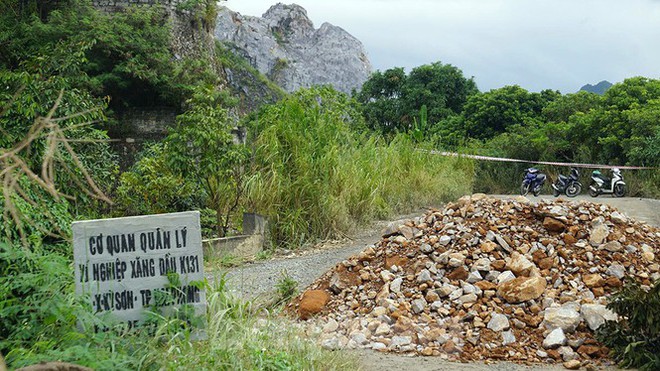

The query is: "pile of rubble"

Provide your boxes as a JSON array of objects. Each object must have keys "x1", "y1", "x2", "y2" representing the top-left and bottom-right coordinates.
[{"x1": 289, "y1": 194, "x2": 659, "y2": 368}]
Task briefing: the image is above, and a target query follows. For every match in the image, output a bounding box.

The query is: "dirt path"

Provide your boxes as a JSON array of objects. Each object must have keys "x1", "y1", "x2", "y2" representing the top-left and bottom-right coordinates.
[{"x1": 222, "y1": 195, "x2": 657, "y2": 370}]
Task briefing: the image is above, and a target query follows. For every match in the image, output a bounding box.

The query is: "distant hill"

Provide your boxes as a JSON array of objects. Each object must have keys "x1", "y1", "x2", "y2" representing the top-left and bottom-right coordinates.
[{"x1": 579, "y1": 80, "x2": 613, "y2": 95}]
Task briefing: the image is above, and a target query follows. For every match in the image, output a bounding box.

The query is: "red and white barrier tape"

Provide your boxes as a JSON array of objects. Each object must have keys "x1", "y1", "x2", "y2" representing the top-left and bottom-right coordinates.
[{"x1": 431, "y1": 151, "x2": 658, "y2": 170}]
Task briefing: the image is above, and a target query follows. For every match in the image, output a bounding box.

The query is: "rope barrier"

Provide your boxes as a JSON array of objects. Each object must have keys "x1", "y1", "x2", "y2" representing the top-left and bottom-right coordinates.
[{"x1": 431, "y1": 151, "x2": 658, "y2": 170}]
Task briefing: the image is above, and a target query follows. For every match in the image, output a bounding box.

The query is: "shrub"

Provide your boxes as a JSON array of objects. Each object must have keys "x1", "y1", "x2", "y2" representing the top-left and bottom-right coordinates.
[{"x1": 596, "y1": 280, "x2": 660, "y2": 370}]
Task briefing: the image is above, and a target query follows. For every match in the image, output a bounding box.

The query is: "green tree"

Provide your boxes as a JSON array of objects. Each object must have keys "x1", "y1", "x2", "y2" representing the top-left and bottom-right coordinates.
[
  {"x1": 356, "y1": 62, "x2": 477, "y2": 134},
  {"x1": 355, "y1": 67, "x2": 406, "y2": 133},
  {"x1": 567, "y1": 77, "x2": 660, "y2": 165},
  {"x1": 118, "y1": 87, "x2": 247, "y2": 236},
  {"x1": 462, "y1": 85, "x2": 557, "y2": 140},
  {"x1": 401, "y1": 62, "x2": 477, "y2": 125}
]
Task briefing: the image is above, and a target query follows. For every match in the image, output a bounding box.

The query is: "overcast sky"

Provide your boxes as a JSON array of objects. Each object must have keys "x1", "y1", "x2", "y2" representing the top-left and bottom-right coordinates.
[{"x1": 223, "y1": 0, "x2": 660, "y2": 93}]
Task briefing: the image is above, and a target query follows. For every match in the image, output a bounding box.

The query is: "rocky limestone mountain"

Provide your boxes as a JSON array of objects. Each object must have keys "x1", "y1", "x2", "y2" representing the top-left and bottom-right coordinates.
[
  {"x1": 215, "y1": 3, "x2": 372, "y2": 94},
  {"x1": 579, "y1": 80, "x2": 612, "y2": 95}
]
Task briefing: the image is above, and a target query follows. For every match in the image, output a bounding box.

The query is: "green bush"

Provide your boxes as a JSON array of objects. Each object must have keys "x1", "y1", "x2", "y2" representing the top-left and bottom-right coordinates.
[
  {"x1": 597, "y1": 280, "x2": 660, "y2": 370},
  {"x1": 0, "y1": 241, "x2": 151, "y2": 369},
  {"x1": 246, "y1": 86, "x2": 473, "y2": 248}
]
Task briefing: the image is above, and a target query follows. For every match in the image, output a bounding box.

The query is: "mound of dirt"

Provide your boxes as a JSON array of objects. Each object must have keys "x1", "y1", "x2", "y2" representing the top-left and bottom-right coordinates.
[{"x1": 288, "y1": 194, "x2": 659, "y2": 366}]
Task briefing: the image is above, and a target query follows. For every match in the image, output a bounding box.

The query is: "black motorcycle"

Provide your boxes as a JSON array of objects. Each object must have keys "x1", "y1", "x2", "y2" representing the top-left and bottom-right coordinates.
[
  {"x1": 521, "y1": 168, "x2": 546, "y2": 197},
  {"x1": 552, "y1": 167, "x2": 582, "y2": 197}
]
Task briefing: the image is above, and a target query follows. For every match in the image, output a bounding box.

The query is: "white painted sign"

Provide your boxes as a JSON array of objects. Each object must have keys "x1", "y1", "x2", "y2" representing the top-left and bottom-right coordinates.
[{"x1": 72, "y1": 211, "x2": 205, "y2": 334}]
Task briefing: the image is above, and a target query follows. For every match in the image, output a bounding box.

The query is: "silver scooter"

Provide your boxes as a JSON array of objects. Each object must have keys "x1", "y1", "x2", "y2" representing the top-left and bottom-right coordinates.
[{"x1": 588, "y1": 168, "x2": 626, "y2": 197}]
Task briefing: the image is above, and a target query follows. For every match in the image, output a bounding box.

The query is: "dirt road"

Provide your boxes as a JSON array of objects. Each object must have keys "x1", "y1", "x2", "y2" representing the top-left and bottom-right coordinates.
[{"x1": 223, "y1": 195, "x2": 658, "y2": 370}]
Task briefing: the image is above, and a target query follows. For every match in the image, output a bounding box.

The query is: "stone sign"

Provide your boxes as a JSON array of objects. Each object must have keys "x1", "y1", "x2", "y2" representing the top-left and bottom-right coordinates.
[{"x1": 72, "y1": 211, "x2": 205, "y2": 334}]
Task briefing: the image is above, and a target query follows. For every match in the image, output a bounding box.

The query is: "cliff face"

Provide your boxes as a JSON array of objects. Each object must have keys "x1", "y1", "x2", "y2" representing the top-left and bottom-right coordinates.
[{"x1": 215, "y1": 3, "x2": 373, "y2": 94}]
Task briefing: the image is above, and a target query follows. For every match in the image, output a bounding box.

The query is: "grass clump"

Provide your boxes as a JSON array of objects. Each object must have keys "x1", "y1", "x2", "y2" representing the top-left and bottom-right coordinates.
[
  {"x1": 245, "y1": 86, "x2": 474, "y2": 248},
  {"x1": 275, "y1": 270, "x2": 298, "y2": 306}
]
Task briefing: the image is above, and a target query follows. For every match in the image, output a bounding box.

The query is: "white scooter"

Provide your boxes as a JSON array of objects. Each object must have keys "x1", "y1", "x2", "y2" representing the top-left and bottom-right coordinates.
[{"x1": 588, "y1": 168, "x2": 626, "y2": 197}]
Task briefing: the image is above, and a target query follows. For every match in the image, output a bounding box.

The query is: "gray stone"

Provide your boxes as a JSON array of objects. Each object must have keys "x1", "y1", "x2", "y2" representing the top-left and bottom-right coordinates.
[
  {"x1": 606, "y1": 264, "x2": 626, "y2": 279},
  {"x1": 417, "y1": 269, "x2": 432, "y2": 283},
  {"x1": 461, "y1": 282, "x2": 480, "y2": 295},
  {"x1": 371, "y1": 342, "x2": 387, "y2": 351},
  {"x1": 457, "y1": 293, "x2": 478, "y2": 304},
  {"x1": 215, "y1": 4, "x2": 372, "y2": 94},
  {"x1": 485, "y1": 270, "x2": 501, "y2": 281},
  {"x1": 374, "y1": 323, "x2": 391, "y2": 336},
  {"x1": 389, "y1": 336, "x2": 412, "y2": 348},
  {"x1": 467, "y1": 271, "x2": 483, "y2": 284},
  {"x1": 351, "y1": 332, "x2": 368, "y2": 345},
  {"x1": 323, "y1": 318, "x2": 339, "y2": 333},
  {"x1": 558, "y1": 346, "x2": 578, "y2": 361},
  {"x1": 543, "y1": 328, "x2": 567, "y2": 349},
  {"x1": 610, "y1": 211, "x2": 627, "y2": 224},
  {"x1": 471, "y1": 258, "x2": 491, "y2": 272},
  {"x1": 567, "y1": 338, "x2": 584, "y2": 349},
  {"x1": 439, "y1": 235, "x2": 452, "y2": 246},
  {"x1": 543, "y1": 306, "x2": 581, "y2": 333},
  {"x1": 497, "y1": 270, "x2": 516, "y2": 284},
  {"x1": 436, "y1": 333, "x2": 451, "y2": 345},
  {"x1": 390, "y1": 277, "x2": 403, "y2": 293},
  {"x1": 411, "y1": 298, "x2": 427, "y2": 314},
  {"x1": 420, "y1": 243, "x2": 434, "y2": 254},
  {"x1": 589, "y1": 224, "x2": 609, "y2": 246},
  {"x1": 602, "y1": 241, "x2": 623, "y2": 252},
  {"x1": 487, "y1": 313, "x2": 510, "y2": 332},
  {"x1": 430, "y1": 301, "x2": 444, "y2": 312},
  {"x1": 502, "y1": 330, "x2": 516, "y2": 345},
  {"x1": 495, "y1": 234, "x2": 512, "y2": 252},
  {"x1": 581, "y1": 303, "x2": 618, "y2": 331}
]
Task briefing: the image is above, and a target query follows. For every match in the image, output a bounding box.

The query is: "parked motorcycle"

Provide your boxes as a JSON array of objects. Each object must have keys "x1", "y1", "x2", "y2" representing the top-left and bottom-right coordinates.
[
  {"x1": 588, "y1": 168, "x2": 626, "y2": 197},
  {"x1": 521, "y1": 168, "x2": 546, "y2": 197},
  {"x1": 551, "y1": 167, "x2": 582, "y2": 197}
]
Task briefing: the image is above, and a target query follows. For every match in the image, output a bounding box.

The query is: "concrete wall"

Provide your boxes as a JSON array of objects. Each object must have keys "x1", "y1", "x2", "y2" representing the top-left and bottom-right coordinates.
[{"x1": 202, "y1": 213, "x2": 269, "y2": 260}]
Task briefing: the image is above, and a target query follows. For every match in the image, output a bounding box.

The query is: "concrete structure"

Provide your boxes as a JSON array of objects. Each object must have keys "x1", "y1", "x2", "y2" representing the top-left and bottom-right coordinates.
[{"x1": 203, "y1": 213, "x2": 268, "y2": 260}]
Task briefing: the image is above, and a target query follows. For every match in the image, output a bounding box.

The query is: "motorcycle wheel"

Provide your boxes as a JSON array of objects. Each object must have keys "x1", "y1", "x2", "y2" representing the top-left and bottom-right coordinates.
[
  {"x1": 588, "y1": 183, "x2": 599, "y2": 197},
  {"x1": 614, "y1": 183, "x2": 626, "y2": 197},
  {"x1": 533, "y1": 186, "x2": 542, "y2": 197},
  {"x1": 566, "y1": 183, "x2": 582, "y2": 198},
  {"x1": 520, "y1": 183, "x2": 530, "y2": 196},
  {"x1": 553, "y1": 188, "x2": 560, "y2": 197}
]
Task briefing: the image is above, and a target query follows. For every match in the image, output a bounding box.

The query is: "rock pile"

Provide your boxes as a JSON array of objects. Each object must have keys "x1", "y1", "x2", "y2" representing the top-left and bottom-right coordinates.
[{"x1": 289, "y1": 195, "x2": 660, "y2": 366}]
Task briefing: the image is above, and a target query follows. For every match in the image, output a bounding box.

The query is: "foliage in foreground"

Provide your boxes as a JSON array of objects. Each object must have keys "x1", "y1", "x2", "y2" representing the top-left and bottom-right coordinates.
[
  {"x1": 246, "y1": 86, "x2": 474, "y2": 248},
  {"x1": 596, "y1": 280, "x2": 660, "y2": 371},
  {"x1": 0, "y1": 241, "x2": 355, "y2": 370}
]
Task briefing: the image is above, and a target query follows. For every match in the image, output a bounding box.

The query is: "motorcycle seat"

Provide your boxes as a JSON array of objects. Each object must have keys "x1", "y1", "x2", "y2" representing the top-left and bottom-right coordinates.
[{"x1": 559, "y1": 175, "x2": 568, "y2": 181}]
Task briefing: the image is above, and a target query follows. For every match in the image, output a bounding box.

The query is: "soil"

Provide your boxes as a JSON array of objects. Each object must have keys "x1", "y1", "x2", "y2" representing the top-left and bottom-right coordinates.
[{"x1": 223, "y1": 195, "x2": 658, "y2": 370}]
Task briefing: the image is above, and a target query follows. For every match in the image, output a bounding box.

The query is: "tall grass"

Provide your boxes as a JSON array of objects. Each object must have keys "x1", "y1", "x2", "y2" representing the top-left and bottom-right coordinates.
[
  {"x1": 245, "y1": 87, "x2": 474, "y2": 248},
  {"x1": 157, "y1": 277, "x2": 358, "y2": 370}
]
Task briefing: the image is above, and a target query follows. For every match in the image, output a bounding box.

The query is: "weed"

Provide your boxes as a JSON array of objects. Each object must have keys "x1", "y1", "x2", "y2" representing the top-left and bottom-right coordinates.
[
  {"x1": 275, "y1": 270, "x2": 298, "y2": 306},
  {"x1": 256, "y1": 249, "x2": 274, "y2": 261}
]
